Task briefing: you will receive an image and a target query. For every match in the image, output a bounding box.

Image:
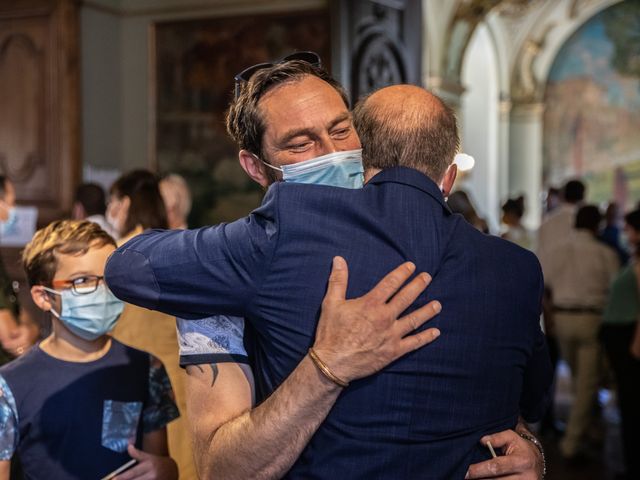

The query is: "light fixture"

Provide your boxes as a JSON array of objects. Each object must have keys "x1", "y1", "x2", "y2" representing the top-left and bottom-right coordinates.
[{"x1": 454, "y1": 153, "x2": 475, "y2": 172}]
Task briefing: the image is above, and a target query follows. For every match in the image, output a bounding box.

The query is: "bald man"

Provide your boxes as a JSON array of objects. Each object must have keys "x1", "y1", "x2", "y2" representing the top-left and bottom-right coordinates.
[
  {"x1": 159, "y1": 174, "x2": 192, "y2": 230},
  {"x1": 107, "y1": 67, "x2": 551, "y2": 479}
]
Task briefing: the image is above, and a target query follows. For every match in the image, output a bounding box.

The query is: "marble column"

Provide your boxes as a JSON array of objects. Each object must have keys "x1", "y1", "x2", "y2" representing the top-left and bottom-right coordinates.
[
  {"x1": 497, "y1": 95, "x2": 512, "y2": 211},
  {"x1": 509, "y1": 100, "x2": 544, "y2": 230}
]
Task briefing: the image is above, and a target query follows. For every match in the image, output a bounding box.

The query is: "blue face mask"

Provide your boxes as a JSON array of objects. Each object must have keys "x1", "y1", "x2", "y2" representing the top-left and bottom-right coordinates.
[
  {"x1": 44, "y1": 283, "x2": 124, "y2": 341},
  {"x1": 0, "y1": 207, "x2": 17, "y2": 236},
  {"x1": 263, "y1": 149, "x2": 364, "y2": 189}
]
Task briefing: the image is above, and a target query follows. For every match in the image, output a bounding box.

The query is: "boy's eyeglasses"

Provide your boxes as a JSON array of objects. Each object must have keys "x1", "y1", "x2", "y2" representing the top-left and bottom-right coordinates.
[
  {"x1": 51, "y1": 275, "x2": 105, "y2": 295},
  {"x1": 234, "y1": 51, "x2": 322, "y2": 100}
]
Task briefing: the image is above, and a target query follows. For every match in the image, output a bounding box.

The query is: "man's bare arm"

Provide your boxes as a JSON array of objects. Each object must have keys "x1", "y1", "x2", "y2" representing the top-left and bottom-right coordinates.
[{"x1": 186, "y1": 257, "x2": 442, "y2": 479}]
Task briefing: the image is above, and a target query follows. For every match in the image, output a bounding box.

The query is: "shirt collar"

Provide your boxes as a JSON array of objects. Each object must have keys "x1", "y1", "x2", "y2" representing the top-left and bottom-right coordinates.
[{"x1": 366, "y1": 167, "x2": 452, "y2": 214}]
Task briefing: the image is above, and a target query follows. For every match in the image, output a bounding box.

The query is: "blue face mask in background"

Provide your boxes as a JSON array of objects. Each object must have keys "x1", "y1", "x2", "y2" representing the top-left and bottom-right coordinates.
[
  {"x1": 0, "y1": 207, "x2": 18, "y2": 236},
  {"x1": 44, "y1": 283, "x2": 124, "y2": 341},
  {"x1": 263, "y1": 149, "x2": 364, "y2": 189}
]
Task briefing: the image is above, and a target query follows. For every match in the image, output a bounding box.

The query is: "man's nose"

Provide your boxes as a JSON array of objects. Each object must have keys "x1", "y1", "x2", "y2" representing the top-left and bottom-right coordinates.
[{"x1": 318, "y1": 134, "x2": 339, "y2": 155}]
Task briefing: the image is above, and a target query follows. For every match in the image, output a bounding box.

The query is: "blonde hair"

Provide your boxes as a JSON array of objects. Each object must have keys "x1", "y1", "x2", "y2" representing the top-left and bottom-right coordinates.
[{"x1": 22, "y1": 220, "x2": 116, "y2": 287}]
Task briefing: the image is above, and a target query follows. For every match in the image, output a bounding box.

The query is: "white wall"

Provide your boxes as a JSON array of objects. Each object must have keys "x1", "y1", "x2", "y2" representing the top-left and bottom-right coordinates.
[
  {"x1": 460, "y1": 23, "x2": 500, "y2": 232},
  {"x1": 81, "y1": 7, "x2": 122, "y2": 171}
]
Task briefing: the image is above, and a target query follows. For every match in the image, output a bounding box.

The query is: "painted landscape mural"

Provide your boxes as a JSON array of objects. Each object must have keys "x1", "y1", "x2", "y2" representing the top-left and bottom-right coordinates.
[{"x1": 543, "y1": 0, "x2": 640, "y2": 208}]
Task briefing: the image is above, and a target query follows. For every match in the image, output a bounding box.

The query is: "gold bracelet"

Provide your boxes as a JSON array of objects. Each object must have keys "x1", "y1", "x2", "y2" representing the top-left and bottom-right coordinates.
[{"x1": 308, "y1": 348, "x2": 349, "y2": 388}]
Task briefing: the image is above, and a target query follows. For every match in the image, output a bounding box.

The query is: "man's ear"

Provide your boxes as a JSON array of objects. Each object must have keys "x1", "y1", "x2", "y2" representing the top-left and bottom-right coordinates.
[
  {"x1": 238, "y1": 150, "x2": 271, "y2": 188},
  {"x1": 441, "y1": 163, "x2": 458, "y2": 197},
  {"x1": 31, "y1": 285, "x2": 53, "y2": 312}
]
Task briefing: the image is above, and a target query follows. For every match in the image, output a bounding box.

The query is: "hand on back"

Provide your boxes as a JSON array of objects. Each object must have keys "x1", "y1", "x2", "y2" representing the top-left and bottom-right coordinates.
[{"x1": 313, "y1": 256, "x2": 441, "y2": 383}]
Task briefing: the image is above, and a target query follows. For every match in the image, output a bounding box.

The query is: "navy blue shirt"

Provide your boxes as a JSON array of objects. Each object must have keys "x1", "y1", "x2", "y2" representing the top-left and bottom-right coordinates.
[
  {"x1": 106, "y1": 168, "x2": 552, "y2": 479},
  {"x1": 0, "y1": 338, "x2": 178, "y2": 479}
]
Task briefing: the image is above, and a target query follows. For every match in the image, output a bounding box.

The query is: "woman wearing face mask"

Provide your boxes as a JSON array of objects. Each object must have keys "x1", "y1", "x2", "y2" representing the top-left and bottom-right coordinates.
[
  {"x1": 600, "y1": 208, "x2": 640, "y2": 480},
  {"x1": 106, "y1": 169, "x2": 196, "y2": 479}
]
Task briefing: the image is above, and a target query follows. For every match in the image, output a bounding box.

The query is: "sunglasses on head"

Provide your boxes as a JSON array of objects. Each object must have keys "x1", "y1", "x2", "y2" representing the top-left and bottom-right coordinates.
[{"x1": 234, "y1": 51, "x2": 322, "y2": 99}]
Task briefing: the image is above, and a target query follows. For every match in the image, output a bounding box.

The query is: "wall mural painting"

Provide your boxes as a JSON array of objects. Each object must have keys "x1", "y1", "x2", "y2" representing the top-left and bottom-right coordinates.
[
  {"x1": 543, "y1": 0, "x2": 640, "y2": 209},
  {"x1": 155, "y1": 10, "x2": 331, "y2": 227}
]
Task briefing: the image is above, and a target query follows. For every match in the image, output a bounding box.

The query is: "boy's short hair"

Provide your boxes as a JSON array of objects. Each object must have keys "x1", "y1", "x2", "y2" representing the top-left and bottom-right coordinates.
[{"x1": 22, "y1": 220, "x2": 116, "y2": 287}]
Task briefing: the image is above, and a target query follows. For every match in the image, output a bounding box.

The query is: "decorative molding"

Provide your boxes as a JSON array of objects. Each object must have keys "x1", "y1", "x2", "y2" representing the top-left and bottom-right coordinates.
[
  {"x1": 442, "y1": 0, "x2": 501, "y2": 85},
  {"x1": 499, "y1": 94, "x2": 512, "y2": 116},
  {"x1": 337, "y1": 0, "x2": 421, "y2": 101},
  {"x1": 510, "y1": 100, "x2": 545, "y2": 119},
  {"x1": 510, "y1": 20, "x2": 555, "y2": 103},
  {"x1": 0, "y1": 33, "x2": 46, "y2": 183},
  {"x1": 569, "y1": 0, "x2": 603, "y2": 18},
  {"x1": 496, "y1": 0, "x2": 543, "y2": 17},
  {"x1": 81, "y1": 0, "x2": 327, "y2": 18}
]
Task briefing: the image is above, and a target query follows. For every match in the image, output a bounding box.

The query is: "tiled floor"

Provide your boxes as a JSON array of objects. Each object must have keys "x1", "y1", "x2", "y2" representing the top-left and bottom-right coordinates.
[{"x1": 539, "y1": 362, "x2": 626, "y2": 480}]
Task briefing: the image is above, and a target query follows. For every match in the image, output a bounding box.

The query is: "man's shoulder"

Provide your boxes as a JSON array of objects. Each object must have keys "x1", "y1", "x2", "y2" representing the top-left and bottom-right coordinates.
[
  {"x1": 453, "y1": 224, "x2": 542, "y2": 277},
  {"x1": 539, "y1": 205, "x2": 574, "y2": 234}
]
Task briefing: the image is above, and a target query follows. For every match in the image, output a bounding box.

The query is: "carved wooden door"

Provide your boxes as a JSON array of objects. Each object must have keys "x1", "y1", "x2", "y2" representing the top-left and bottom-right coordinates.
[
  {"x1": 0, "y1": 0, "x2": 80, "y2": 332},
  {"x1": 332, "y1": 0, "x2": 422, "y2": 102},
  {"x1": 0, "y1": 0, "x2": 80, "y2": 225}
]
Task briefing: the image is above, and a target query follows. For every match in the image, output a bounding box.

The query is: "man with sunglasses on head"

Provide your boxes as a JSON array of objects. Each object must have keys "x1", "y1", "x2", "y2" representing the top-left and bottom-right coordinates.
[{"x1": 106, "y1": 54, "x2": 550, "y2": 479}]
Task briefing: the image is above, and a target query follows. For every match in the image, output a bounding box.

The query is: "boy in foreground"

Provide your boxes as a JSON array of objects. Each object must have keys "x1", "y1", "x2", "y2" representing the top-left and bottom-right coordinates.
[{"x1": 0, "y1": 220, "x2": 178, "y2": 479}]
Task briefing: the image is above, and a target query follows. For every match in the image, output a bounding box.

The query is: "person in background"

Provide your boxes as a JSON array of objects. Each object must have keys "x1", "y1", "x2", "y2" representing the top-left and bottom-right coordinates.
[
  {"x1": 72, "y1": 183, "x2": 117, "y2": 239},
  {"x1": 600, "y1": 208, "x2": 640, "y2": 480},
  {"x1": 540, "y1": 205, "x2": 619, "y2": 460},
  {"x1": 501, "y1": 195, "x2": 535, "y2": 250},
  {"x1": 544, "y1": 187, "x2": 562, "y2": 216},
  {"x1": 537, "y1": 180, "x2": 585, "y2": 259},
  {"x1": 599, "y1": 202, "x2": 629, "y2": 266},
  {"x1": 159, "y1": 174, "x2": 192, "y2": 230},
  {"x1": 0, "y1": 220, "x2": 178, "y2": 479},
  {"x1": 0, "y1": 176, "x2": 37, "y2": 362},
  {"x1": 536, "y1": 180, "x2": 587, "y2": 441},
  {"x1": 106, "y1": 171, "x2": 168, "y2": 243},
  {"x1": 107, "y1": 170, "x2": 196, "y2": 478},
  {"x1": 447, "y1": 190, "x2": 490, "y2": 233}
]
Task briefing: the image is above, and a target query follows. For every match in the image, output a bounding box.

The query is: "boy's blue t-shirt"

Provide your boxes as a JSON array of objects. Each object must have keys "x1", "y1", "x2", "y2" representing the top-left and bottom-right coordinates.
[{"x1": 0, "y1": 338, "x2": 178, "y2": 479}]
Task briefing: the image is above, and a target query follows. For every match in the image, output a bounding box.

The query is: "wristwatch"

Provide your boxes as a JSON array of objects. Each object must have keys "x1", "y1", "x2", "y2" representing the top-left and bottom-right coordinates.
[{"x1": 516, "y1": 430, "x2": 546, "y2": 479}]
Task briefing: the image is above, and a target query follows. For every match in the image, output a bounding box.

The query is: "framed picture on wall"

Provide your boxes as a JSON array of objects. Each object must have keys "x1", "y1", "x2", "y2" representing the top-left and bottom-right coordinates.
[{"x1": 151, "y1": 8, "x2": 331, "y2": 228}]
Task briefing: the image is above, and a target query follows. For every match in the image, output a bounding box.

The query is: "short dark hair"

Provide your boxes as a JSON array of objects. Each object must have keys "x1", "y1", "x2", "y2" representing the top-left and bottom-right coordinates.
[
  {"x1": 502, "y1": 196, "x2": 525, "y2": 219},
  {"x1": 0, "y1": 176, "x2": 8, "y2": 198},
  {"x1": 74, "y1": 183, "x2": 106, "y2": 216},
  {"x1": 563, "y1": 180, "x2": 585, "y2": 203},
  {"x1": 575, "y1": 205, "x2": 601, "y2": 231},
  {"x1": 352, "y1": 89, "x2": 459, "y2": 182},
  {"x1": 625, "y1": 209, "x2": 640, "y2": 232},
  {"x1": 110, "y1": 170, "x2": 168, "y2": 235},
  {"x1": 226, "y1": 60, "x2": 349, "y2": 162}
]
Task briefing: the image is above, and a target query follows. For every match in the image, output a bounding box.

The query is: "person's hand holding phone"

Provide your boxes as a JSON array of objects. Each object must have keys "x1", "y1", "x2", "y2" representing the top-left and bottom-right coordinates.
[{"x1": 112, "y1": 444, "x2": 177, "y2": 480}]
